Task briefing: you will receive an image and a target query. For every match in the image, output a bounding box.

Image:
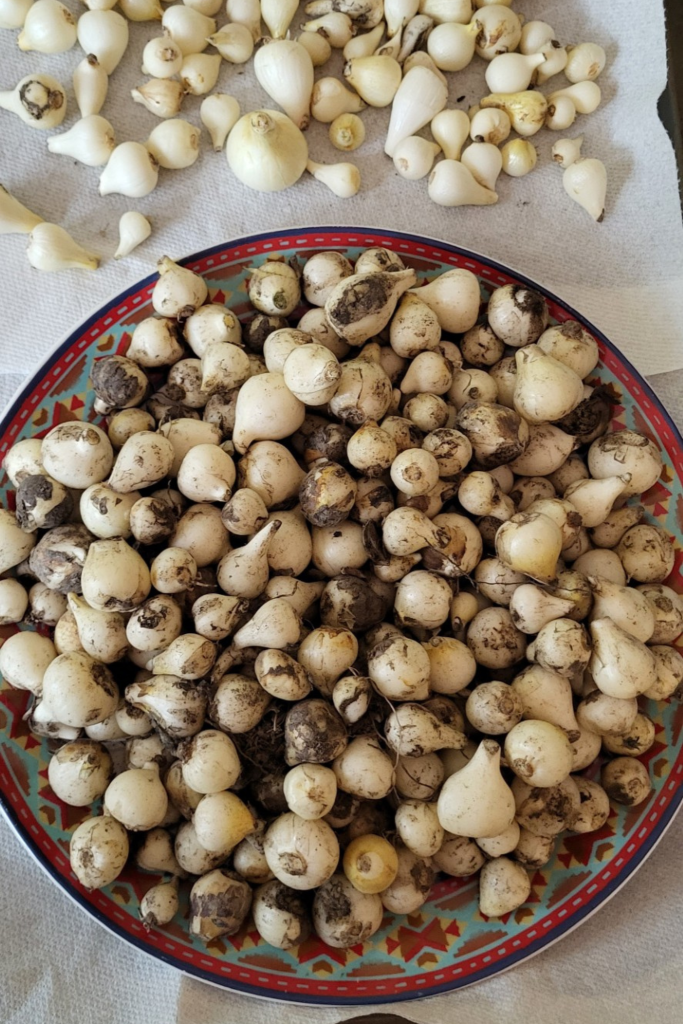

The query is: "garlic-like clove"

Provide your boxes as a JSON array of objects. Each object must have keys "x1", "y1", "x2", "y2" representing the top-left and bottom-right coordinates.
[
  {"x1": 152, "y1": 256, "x2": 208, "y2": 317},
  {"x1": 99, "y1": 142, "x2": 159, "y2": 199},
  {"x1": 392, "y1": 135, "x2": 440, "y2": 179},
  {"x1": 26, "y1": 223, "x2": 99, "y2": 272},
  {"x1": 329, "y1": 112, "x2": 366, "y2": 152},
  {"x1": 427, "y1": 21, "x2": 477, "y2": 71},
  {"x1": 386, "y1": 0, "x2": 419, "y2": 37},
  {"x1": 311, "y1": 78, "x2": 366, "y2": 124},
  {"x1": 519, "y1": 18, "x2": 555, "y2": 55},
  {"x1": 0, "y1": 0, "x2": 34, "y2": 28},
  {"x1": 549, "y1": 82, "x2": 602, "y2": 115},
  {"x1": 485, "y1": 52, "x2": 544, "y2": 93},
  {"x1": 534, "y1": 42, "x2": 568, "y2": 86},
  {"x1": 431, "y1": 108, "x2": 470, "y2": 160},
  {"x1": 329, "y1": 353, "x2": 393, "y2": 425},
  {"x1": 114, "y1": 211, "x2": 152, "y2": 260},
  {"x1": 201, "y1": 341, "x2": 250, "y2": 393},
  {"x1": 344, "y1": 55, "x2": 403, "y2": 108},
  {"x1": 428, "y1": 159, "x2": 498, "y2": 207},
  {"x1": 283, "y1": 342, "x2": 342, "y2": 405},
  {"x1": 0, "y1": 184, "x2": 43, "y2": 235},
  {"x1": 227, "y1": 109, "x2": 309, "y2": 192},
  {"x1": 177, "y1": 443, "x2": 235, "y2": 502},
  {"x1": 375, "y1": 25, "x2": 403, "y2": 61},
  {"x1": 325, "y1": 268, "x2": 416, "y2": 346},
  {"x1": 384, "y1": 65, "x2": 448, "y2": 156},
  {"x1": 479, "y1": 857, "x2": 531, "y2": 917},
  {"x1": 508, "y1": 584, "x2": 575, "y2": 634},
  {"x1": 150, "y1": 633, "x2": 217, "y2": 679},
  {"x1": 132, "y1": 79, "x2": 186, "y2": 119},
  {"x1": 551, "y1": 135, "x2": 584, "y2": 170},
  {"x1": 545, "y1": 95, "x2": 577, "y2": 132},
  {"x1": 588, "y1": 576, "x2": 656, "y2": 643},
  {"x1": 208, "y1": 23, "x2": 254, "y2": 63},
  {"x1": 118, "y1": 0, "x2": 162, "y2": 20},
  {"x1": 513, "y1": 345, "x2": 584, "y2": 424},
  {"x1": 146, "y1": 119, "x2": 201, "y2": 170},
  {"x1": 474, "y1": 3, "x2": 521, "y2": 60},
  {"x1": 470, "y1": 106, "x2": 511, "y2": 145},
  {"x1": 306, "y1": 159, "x2": 361, "y2": 198},
  {"x1": 303, "y1": 13, "x2": 355, "y2": 48},
  {"x1": 181, "y1": 53, "x2": 222, "y2": 96},
  {"x1": 501, "y1": 139, "x2": 537, "y2": 177},
  {"x1": 565, "y1": 42, "x2": 606, "y2": 84},
  {"x1": 306, "y1": 0, "x2": 384, "y2": 29},
  {"x1": 0, "y1": 73, "x2": 67, "y2": 130},
  {"x1": 67, "y1": 594, "x2": 127, "y2": 664},
  {"x1": 495, "y1": 512, "x2": 563, "y2": 584},
  {"x1": 508, "y1": 422, "x2": 575, "y2": 477},
  {"x1": 77, "y1": 10, "x2": 129, "y2": 74},
  {"x1": 232, "y1": 598, "x2": 302, "y2": 650},
  {"x1": 563, "y1": 158, "x2": 607, "y2": 223},
  {"x1": 397, "y1": 13, "x2": 434, "y2": 62},
  {"x1": 200, "y1": 93, "x2": 240, "y2": 151},
  {"x1": 255, "y1": 39, "x2": 314, "y2": 131},
  {"x1": 232, "y1": 372, "x2": 306, "y2": 453},
  {"x1": 217, "y1": 520, "x2": 281, "y2": 599},
  {"x1": 343, "y1": 22, "x2": 384, "y2": 60},
  {"x1": 488, "y1": 284, "x2": 549, "y2": 348},
  {"x1": 18, "y1": 0, "x2": 76, "y2": 53},
  {"x1": 385, "y1": 703, "x2": 465, "y2": 757},
  {"x1": 141, "y1": 36, "x2": 184, "y2": 79},
  {"x1": 563, "y1": 475, "x2": 629, "y2": 529},
  {"x1": 437, "y1": 739, "x2": 515, "y2": 839},
  {"x1": 48, "y1": 114, "x2": 115, "y2": 167},
  {"x1": 261, "y1": 0, "x2": 299, "y2": 39},
  {"x1": 226, "y1": 0, "x2": 260, "y2": 39},
  {"x1": 298, "y1": 29, "x2": 333, "y2": 65},
  {"x1": 161, "y1": 5, "x2": 215, "y2": 55},
  {"x1": 589, "y1": 617, "x2": 658, "y2": 698},
  {"x1": 461, "y1": 142, "x2": 503, "y2": 191},
  {"x1": 127, "y1": 674, "x2": 207, "y2": 737},
  {"x1": 402, "y1": 50, "x2": 447, "y2": 84},
  {"x1": 73, "y1": 55, "x2": 108, "y2": 118},
  {"x1": 480, "y1": 91, "x2": 548, "y2": 137},
  {"x1": 410, "y1": 268, "x2": 481, "y2": 334}
]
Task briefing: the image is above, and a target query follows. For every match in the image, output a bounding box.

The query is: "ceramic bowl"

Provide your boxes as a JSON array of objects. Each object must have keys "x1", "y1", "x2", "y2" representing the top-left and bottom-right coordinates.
[{"x1": 1, "y1": 227, "x2": 682, "y2": 1006}]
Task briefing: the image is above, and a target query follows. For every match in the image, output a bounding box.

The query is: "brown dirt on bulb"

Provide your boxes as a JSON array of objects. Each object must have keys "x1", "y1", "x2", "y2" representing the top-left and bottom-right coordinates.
[
  {"x1": 191, "y1": 877, "x2": 251, "y2": 936},
  {"x1": 316, "y1": 878, "x2": 352, "y2": 923},
  {"x1": 16, "y1": 475, "x2": 73, "y2": 531},
  {"x1": 328, "y1": 276, "x2": 392, "y2": 328},
  {"x1": 410, "y1": 858, "x2": 436, "y2": 895},
  {"x1": 284, "y1": 700, "x2": 348, "y2": 766},
  {"x1": 91, "y1": 357, "x2": 147, "y2": 408},
  {"x1": 320, "y1": 577, "x2": 388, "y2": 632}
]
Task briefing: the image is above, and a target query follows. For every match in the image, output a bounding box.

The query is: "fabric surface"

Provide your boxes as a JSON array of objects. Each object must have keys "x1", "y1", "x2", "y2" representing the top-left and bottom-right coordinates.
[
  {"x1": 1, "y1": 0, "x2": 683, "y2": 1021},
  {"x1": 0, "y1": 0, "x2": 682, "y2": 373}
]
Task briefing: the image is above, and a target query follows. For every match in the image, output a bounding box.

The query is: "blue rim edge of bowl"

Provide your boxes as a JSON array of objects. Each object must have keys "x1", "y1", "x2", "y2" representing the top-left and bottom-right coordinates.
[{"x1": 1, "y1": 225, "x2": 682, "y2": 1007}]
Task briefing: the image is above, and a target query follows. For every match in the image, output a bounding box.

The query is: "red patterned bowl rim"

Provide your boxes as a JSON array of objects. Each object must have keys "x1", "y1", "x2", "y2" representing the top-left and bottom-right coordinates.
[{"x1": 1, "y1": 226, "x2": 683, "y2": 1007}]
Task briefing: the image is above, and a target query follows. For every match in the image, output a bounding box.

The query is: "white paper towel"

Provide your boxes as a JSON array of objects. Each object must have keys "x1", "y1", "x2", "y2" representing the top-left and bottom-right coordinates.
[
  {"x1": 1, "y1": 0, "x2": 682, "y2": 376},
  {"x1": 2, "y1": 2, "x2": 683, "y2": 1021}
]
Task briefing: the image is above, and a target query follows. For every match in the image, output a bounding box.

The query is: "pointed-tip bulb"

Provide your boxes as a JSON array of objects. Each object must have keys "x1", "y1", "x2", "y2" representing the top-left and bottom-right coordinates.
[
  {"x1": 563, "y1": 157, "x2": 607, "y2": 222},
  {"x1": 115, "y1": 212, "x2": 152, "y2": 260},
  {"x1": 27, "y1": 223, "x2": 99, "y2": 272}
]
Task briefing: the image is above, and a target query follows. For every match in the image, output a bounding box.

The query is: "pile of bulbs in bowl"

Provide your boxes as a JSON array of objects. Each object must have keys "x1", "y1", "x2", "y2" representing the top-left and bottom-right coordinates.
[
  {"x1": 1, "y1": 247, "x2": 680, "y2": 949},
  {"x1": 0, "y1": 0, "x2": 607, "y2": 271}
]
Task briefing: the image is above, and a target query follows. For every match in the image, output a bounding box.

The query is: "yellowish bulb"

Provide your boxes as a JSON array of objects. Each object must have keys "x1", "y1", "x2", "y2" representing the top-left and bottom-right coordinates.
[
  {"x1": 329, "y1": 113, "x2": 365, "y2": 152},
  {"x1": 343, "y1": 834, "x2": 399, "y2": 894}
]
